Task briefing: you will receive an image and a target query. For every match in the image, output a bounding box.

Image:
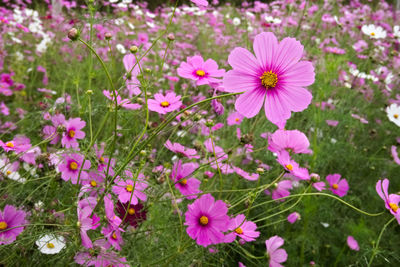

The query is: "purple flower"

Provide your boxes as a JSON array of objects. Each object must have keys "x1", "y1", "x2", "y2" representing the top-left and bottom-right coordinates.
[
  {"x1": 265, "y1": 235, "x2": 288, "y2": 267},
  {"x1": 224, "y1": 214, "x2": 260, "y2": 243},
  {"x1": 164, "y1": 140, "x2": 200, "y2": 159},
  {"x1": 147, "y1": 92, "x2": 182, "y2": 114},
  {"x1": 171, "y1": 160, "x2": 201, "y2": 199},
  {"x1": 287, "y1": 212, "x2": 300, "y2": 224},
  {"x1": 177, "y1": 55, "x2": 225, "y2": 86},
  {"x1": 227, "y1": 111, "x2": 244, "y2": 126},
  {"x1": 58, "y1": 153, "x2": 91, "y2": 184},
  {"x1": 347, "y1": 236, "x2": 359, "y2": 251},
  {"x1": 112, "y1": 171, "x2": 148, "y2": 205},
  {"x1": 103, "y1": 90, "x2": 141, "y2": 110},
  {"x1": 184, "y1": 193, "x2": 230, "y2": 247},
  {"x1": 61, "y1": 117, "x2": 86, "y2": 149},
  {"x1": 0, "y1": 205, "x2": 28, "y2": 245},
  {"x1": 223, "y1": 32, "x2": 314, "y2": 128},
  {"x1": 326, "y1": 174, "x2": 349, "y2": 197},
  {"x1": 42, "y1": 114, "x2": 65, "y2": 145},
  {"x1": 116, "y1": 201, "x2": 147, "y2": 228}
]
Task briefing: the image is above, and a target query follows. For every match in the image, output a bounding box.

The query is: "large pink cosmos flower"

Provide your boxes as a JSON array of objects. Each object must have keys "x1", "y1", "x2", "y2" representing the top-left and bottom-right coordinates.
[
  {"x1": 0, "y1": 205, "x2": 28, "y2": 245},
  {"x1": 61, "y1": 117, "x2": 86, "y2": 149},
  {"x1": 268, "y1": 129, "x2": 312, "y2": 154},
  {"x1": 147, "y1": 92, "x2": 182, "y2": 114},
  {"x1": 112, "y1": 171, "x2": 148, "y2": 205},
  {"x1": 184, "y1": 193, "x2": 230, "y2": 247},
  {"x1": 265, "y1": 235, "x2": 288, "y2": 267},
  {"x1": 171, "y1": 160, "x2": 201, "y2": 199},
  {"x1": 326, "y1": 173, "x2": 349, "y2": 197},
  {"x1": 58, "y1": 153, "x2": 91, "y2": 184},
  {"x1": 123, "y1": 54, "x2": 141, "y2": 97},
  {"x1": 376, "y1": 179, "x2": 400, "y2": 224},
  {"x1": 223, "y1": 32, "x2": 315, "y2": 128},
  {"x1": 224, "y1": 214, "x2": 260, "y2": 243},
  {"x1": 177, "y1": 56, "x2": 225, "y2": 86}
]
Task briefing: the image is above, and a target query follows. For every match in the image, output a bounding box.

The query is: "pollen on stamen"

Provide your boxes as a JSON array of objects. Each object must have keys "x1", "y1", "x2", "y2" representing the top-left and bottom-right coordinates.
[
  {"x1": 69, "y1": 161, "x2": 78, "y2": 170},
  {"x1": 370, "y1": 32, "x2": 375, "y2": 36},
  {"x1": 112, "y1": 232, "x2": 117, "y2": 239},
  {"x1": 90, "y1": 180, "x2": 97, "y2": 187},
  {"x1": 285, "y1": 164, "x2": 293, "y2": 171},
  {"x1": 5, "y1": 142, "x2": 14, "y2": 148},
  {"x1": 68, "y1": 129, "x2": 75, "y2": 138},
  {"x1": 199, "y1": 215, "x2": 209, "y2": 226},
  {"x1": 0, "y1": 221, "x2": 7, "y2": 230},
  {"x1": 46, "y1": 243, "x2": 55, "y2": 249},
  {"x1": 126, "y1": 185, "x2": 133, "y2": 192},
  {"x1": 128, "y1": 208, "x2": 135, "y2": 215},
  {"x1": 394, "y1": 114, "x2": 399, "y2": 119},
  {"x1": 235, "y1": 227, "x2": 243, "y2": 234},
  {"x1": 332, "y1": 183, "x2": 339, "y2": 190},
  {"x1": 160, "y1": 101, "x2": 170, "y2": 107},
  {"x1": 196, "y1": 69, "x2": 206, "y2": 77},
  {"x1": 260, "y1": 70, "x2": 278, "y2": 89},
  {"x1": 179, "y1": 178, "x2": 187, "y2": 185},
  {"x1": 390, "y1": 202, "x2": 399, "y2": 213}
]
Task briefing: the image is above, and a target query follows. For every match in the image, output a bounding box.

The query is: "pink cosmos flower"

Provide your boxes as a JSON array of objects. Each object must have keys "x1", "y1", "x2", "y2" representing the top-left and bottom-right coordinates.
[
  {"x1": 326, "y1": 174, "x2": 349, "y2": 197},
  {"x1": 347, "y1": 236, "x2": 359, "y2": 251},
  {"x1": 310, "y1": 173, "x2": 326, "y2": 191},
  {"x1": 123, "y1": 54, "x2": 141, "y2": 97},
  {"x1": 287, "y1": 212, "x2": 300, "y2": 224},
  {"x1": 223, "y1": 32, "x2": 314, "y2": 128},
  {"x1": 391, "y1": 145, "x2": 400, "y2": 165},
  {"x1": 94, "y1": 143, "x2": 116, "y2": 176},
  {"x1": 227, "y1": 111, "x2": 244, "y2": 126},
  {"x1": 265, "y1": 235, "x2": 288, "y2": 267},
  {"x1": 268, "y1": 129, "x2": 312, "y2": 154},
  {"x1": 42, "y1": 114, "x2": 65, "y2": 144},
  {"x1": 104, "y1": 194, "x2": 122, "y2": 228},
  {"x1": 276, "y1": 151, "x2": 310, "y2": 180},
  {"x1": 177, "y1": 56, "x2": 225, "y2": 86},
  {"x1": 265, "y1": 180, "x2": 293, "y2": 201},
  {"x1": 61, "y1": 117, "x2": 86, "y2": 149},
  {"x1": 224, "y1": 214, "x2": 260, "y2": 243},
  {"x1": 171, "y1": 160, "x2": 202, "y2": 200},
  {"x1": 376, "y1": 179, "x2": 400, "y2": 224},
  {"x1": 112, "y1": 171, "x2": 148, "y2": 205},
  {"x1": 232, "y1": 166, "x2": 259, "y2": 181},
  {"x1": 184, "y1": 193, "x2": 230, "y2": 247},
  {"x1": 164, "y1": 140, "x2": 200, "y2": 159},
  {"x1": 0, "y1": 205, "x2": 28, "y2": 245},
  {"x1": 326, "y1": 120, "x2": 339, "y2": 127},
  {"x1": 148, "y1": 92, "x2": 182, "y2": 114},
  {"x1": 103, "y1": 90, "x2": 141, "y2": 110},
  {"x1": 101, "y1": 225, "x2": 124, "y2": 251},
  {"x1": 58, "y1": 153, "x2": 91, "y2": 184},
  {"x1": 190, "y1": 0, "x2": 208, "y2": 7},
  {"x1": 77, "y1": 205, "x2": 95, "y2": 249},
  {"x1": 203, "y1": 138, "x2": 234, "y2": 174}
]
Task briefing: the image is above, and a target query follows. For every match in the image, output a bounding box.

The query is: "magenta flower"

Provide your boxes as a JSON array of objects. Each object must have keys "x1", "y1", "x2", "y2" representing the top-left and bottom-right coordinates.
[
  {"x1": 0, "y1": 205, "x2": 28, "y2": 245},
  {"x1": 227, "y1": 111, "x2": 244, "y2": 126},
  {"x1": 347, "y1": 236, "x2": 359, "y2": 251},
  {"x1": 177, "y1": 56, "x2": 225, "y2": 86},
  {"x1": 164, "y1": 140, "x2": 200, "y2": 159},
  {"x1": 147, "y1": 92, "x2": 182, "y2": 114},
  {"x1": 184, "y1": 193, "x2": 230, "y2": 247},
  {"x1": 190, "y1": 0, "x2": 208, "y2": 7},
  {"x1": 268, "y1": 129, "x2": 312, "y2": 154},
  {"x1": 376, "y1": 179, "x2": 400, "y2": 224},
  {"x1": 287, "y1": 212, "x2": 300, "y2": 224},
  {"x1": 223, "y1": 32, "x2": 314, "y2": 128},
  {"x1": 61, "y1": 117, "x2": 86, "y2": 149},
  {"x1": 266, "y1": 236, "x2": 288, "y2": 267},
  {"x1": 326, "y1": 174, "x2": 349, "y2": 197},
  {"x1": 104, "y1": 194, "x2": 122, "y2": 228},
  {"x1": 77, "y1": 206, "x2": 95, "y2": 249},
  {"x1": 276, "y1": 151, "x2": 310, "y2": 180},
  {"x1": 101, "y1": 225, "x2": 124, "y2": 251},
  {"x1": 224, "y1": 214, "x2": 260, "y2": 243},
  {"x1": 265, "y1": 180, "x2": 293, "y2": 201},
  {"x1": 171, "y1": 160, "x2": 201, "y2": 199},
  {"x1": 42, "y1": 114, "x2": 65, "y2": 144},
  {"x1": 123, "y1": 54, "x2": 141, "y2": 97},
  {"x1": 58, "y1": 153, "x2": 91, "y2": 184},
  {"x1": 112, "y1": 171, "x2": 148, "y2": 205},
  {"x1": 103, "y1": 90, "x2": 141, "y2": 110}
]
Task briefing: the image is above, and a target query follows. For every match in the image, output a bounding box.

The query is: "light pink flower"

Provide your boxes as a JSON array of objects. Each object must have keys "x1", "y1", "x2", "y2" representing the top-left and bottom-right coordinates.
[
  {"x1": 103, "y1": 90, "x2": 141, "y2": 110},
  {"x1": 224, "y1": 214, "x2": 260, "y2": 243},
  {"x1": 112, "y1": 172, "x2": 148, "y2": 205},
  {"x1": 148, "y1": 92, "x2": 182, "y2": 114},
  {"x1": 265, "y1": 235, "x2": 288, "y2": 267},
  {"x1": 268, "y1": 129, "x2": 312, "y2": 154},
  {"x1": 223, "y1": 32, "x2": 314, "y2": 128},
  {"x1": 178, "y1": 55, "x2": 225, "y2": 86},
  {"x1": 326, "y1": 174, "x2": 349, "y2": 197},
  {"x1": 227, "y1": 111, "x2": 244, "y2": 126},
  {"x1": 347, "y1": 236, "x2": 359, "y2": 251},
  {"x1": 190, "y1": 0, "x2": 208, "y2": 7},
  {"x1": 123, "y1": 54, "x2": 141, "y2": 97},
  {"x1": 164, "y1": 140, "x2": 200, "y2": 159}
]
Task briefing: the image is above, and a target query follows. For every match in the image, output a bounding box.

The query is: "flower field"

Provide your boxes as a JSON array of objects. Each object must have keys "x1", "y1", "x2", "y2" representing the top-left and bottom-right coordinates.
[{"x1": 1, "y1": 0, "x2": 400, "y2": 266}]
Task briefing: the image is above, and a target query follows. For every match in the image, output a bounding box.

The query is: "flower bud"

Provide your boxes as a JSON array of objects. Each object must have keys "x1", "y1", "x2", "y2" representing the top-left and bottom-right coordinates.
[
  {"x1": 68, "y1": 28, "x2": 79, "y2": 41},
  {"x1": 167, "y1": 33, "x2": 175, "y2": 41},
  {"x1": 130, "y1": 45, "x2": 139, "y2": 54},
  {"x1": 256, "y1": 167, "x2": 264, "y2": 174},
  {"x1": 105, "y1": 32, "x2": 112, "y2": 40}
]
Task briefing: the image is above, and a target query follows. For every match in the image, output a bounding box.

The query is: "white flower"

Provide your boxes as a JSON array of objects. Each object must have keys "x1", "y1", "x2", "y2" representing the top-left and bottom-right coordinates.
[
  {"x1": 264, "y1": 16, "x2": 281, "y2": 24},
  {"x1": 394, "y1": 26, "x2": 400, "y2": 39},
  {"x1": 232, "y1": 17, "x2": 241, "y2": 26},
  {"x1": 386, "y1": 104, "x2": 400, "y2": 127},
  {"x1": 116, "y1": 44, "x2": 126, "y2": 54},
  {"x1": 361, "y1": 24, "x2": 386, "y2": 39},
  {"x1": 0, "y1": 159, "x2": 26, "y2": 183},
  {"x1": 36, "y1": 234, "x2": 66, "y2": 254}
]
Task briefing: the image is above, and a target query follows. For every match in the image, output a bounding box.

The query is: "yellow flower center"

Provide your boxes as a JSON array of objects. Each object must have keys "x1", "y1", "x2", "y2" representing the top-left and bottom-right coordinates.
[
  {"x1": 260, "y1": 71, "x2": 278, "y2": 88},
  {"x1": 68, "y1": 129, "x2": 75, "y2": 138},
  {"x1": 46, "y1": 243, "x2": 55, "y2": 249},
  {"x1": 126, "y1": 185, "x2": 133, "y2": 192},
  {"x1": 332, "y1": 183, "x2": 339, "y2": 190},
  {"x1": 6, "y1": 170, "x2": 11, "y2": 175},
  {"x1": 370, "y1": 32, "x2": 375, "y2": 36},
  {"x1": 285, "y1": 164, "x2": 293, "y2": 171},
  {"x1": 390, "y1": 202, "x2": 399, "y2": 212},
  {"x1": 112, "y1": 232, "x2": 117, "y2": 240},
  {"x1": 99, "y1": 156, "x2": 105, "y2": 163},
  {"x1": 394, "y1": 114, "x2": 399, "y2": 119},
  {"x1": 179, "y1": 178, "x2": 187, "y2": 185},
  {"x1": 90, "y1": 180, "x2": 97, "y2": 187},
  {"x1": 196, "y1": 70, "x2": 206, "y2": 77},
  {"x1": 128, "y1": 208, "x2": 135, "y2": 215},
  {"x1": 160, "y1": 101, "x2": 170, "y2": 107},
  {"x1": 69, "y1": 161, "x2": 78, "y2": 170},
  {"x1": 235, "y1": 227, "x2": 243, "y2": 234},
  {"x1": 0, "y1": 221, "x2": 7, "y2": 230},
  {"x1": 199, "y1": 215, "x2": 209, "y2": 226},
  {"x1": 235, "y1": 118, "x2": 240, "y2": 122},
  {"x1": 5, "y1": 142, "x2": 14, "y2": 148}
]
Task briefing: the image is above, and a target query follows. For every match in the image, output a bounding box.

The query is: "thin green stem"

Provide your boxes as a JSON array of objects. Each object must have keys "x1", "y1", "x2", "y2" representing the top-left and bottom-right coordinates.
[{"x1": 368, "y1": 217, "x2": 396, "y2": 267}]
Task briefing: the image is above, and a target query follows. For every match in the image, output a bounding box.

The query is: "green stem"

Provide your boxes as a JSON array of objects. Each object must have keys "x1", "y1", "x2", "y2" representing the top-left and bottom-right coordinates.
[{"x1": 368, "y1": 217, "x2": 396, "y2": 267}]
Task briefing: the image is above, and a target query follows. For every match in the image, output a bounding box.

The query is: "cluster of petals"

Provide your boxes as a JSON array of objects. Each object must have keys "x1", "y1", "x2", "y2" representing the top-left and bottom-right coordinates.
[
  {"x1": 147, "y1": 92, "x2": 182, "y2": 114},
  {"x1": 178, "y1": 55, "x2": 225, "y2": 86},
  {"x1": 171, "y1": 160, "x2": 202, "y2": 199},
  {"x1": 376, "y1": 178, "x2": 400, "y2": 224}
]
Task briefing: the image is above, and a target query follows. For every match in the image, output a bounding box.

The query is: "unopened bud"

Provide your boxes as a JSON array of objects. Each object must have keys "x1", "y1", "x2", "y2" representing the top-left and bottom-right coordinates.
[
  {"x1": 105, "y1": 32, "x2": 112, "y2": 40},
  {"x1": 86, "y1": 90, "x2": 93, "y2": 95},
  {"x1": 68, "y1": 28, "x2": 79, "y2": 41},
  {"x1": 205, "y1": 119, "x2": 214, "y2": 127},
  {"x1": 167, "y1": 33, "x2": 175, "y2": 41},
  {"x1": 130, "y1": 45, "x2": 139, "y2": 54},
  {"x1": 256, "y1": 167, "x2": 264, "y2": 174}
]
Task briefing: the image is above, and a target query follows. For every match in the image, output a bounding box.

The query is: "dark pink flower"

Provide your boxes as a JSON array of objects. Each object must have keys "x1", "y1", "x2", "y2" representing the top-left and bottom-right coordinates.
[
  {"x1": 224, "y1": 214, "x2": 260, "y2": 243},
  {"x1": 223, "y1": 32, "x2": 314, "y2": 128},
  {"x1": 171, "y1": 160, "x2": 202, "y2": 199},
  {"x1": 0, "y1": 205, "x2": 28, "y2": 245},
  {"x1": 265, "y1": 235, "x2": 288, "y2": 267},
  {"x1": 326, "y1": 174, "x2": 349, "y2": 197},
  {"x1": 184, "y1": 193, "x2": 230, "y2": 247},
  {"x1": 376, "y1": 179, "x2": 400, "y2": 224},
  {"x1": 178, "y1": 55, "x2": 225, "y2": 86},
  {"x1": 164, "y1": 140, "x2": 200, "y2": 159},
  {"x1": 58, "y1": 153, "x2": 91, "y2": 184},
  {"x1": 61, "y1": 117, "x2": 86, "y2": 149},
  {"x1": 112, "y1": 171, "x2": 148, "y2": 205},
  {"x1": 287, "y1": 212, "x2": 300, "y2": 224},
  {"x1": 148, "y1": 92, "x2": 182, "y2": 114},
  {"x1": 347, "y1": 236, "x2": 359, "y2": 251}
]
